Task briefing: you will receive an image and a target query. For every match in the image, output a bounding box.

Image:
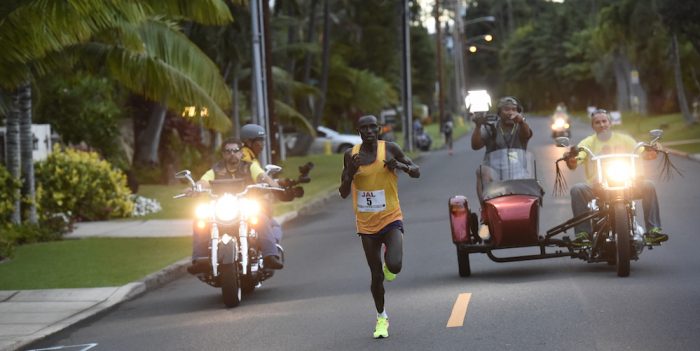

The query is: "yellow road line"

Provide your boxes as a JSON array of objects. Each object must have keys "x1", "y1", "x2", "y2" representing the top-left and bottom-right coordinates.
[{"x1": 446, "y1": 293, "x2": 472, "y2": 328}]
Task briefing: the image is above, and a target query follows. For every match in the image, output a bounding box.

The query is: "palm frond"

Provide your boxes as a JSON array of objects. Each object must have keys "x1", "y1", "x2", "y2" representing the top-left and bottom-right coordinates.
[
  {"x1": 274, "y1": 100, "x2": 315, "y2": 135},
  {"x1": 0, "y1": 0, "x2": 149, "y2": 68},
  {"x1": 136, "y1": 19, "x2": 231, "y2": 108},
  {"x1": 140, "y1": 0, "x2": 233, "y2": 25},
  {"x1": 85, "y1": 42, "x2": 230, "y2": 131}
]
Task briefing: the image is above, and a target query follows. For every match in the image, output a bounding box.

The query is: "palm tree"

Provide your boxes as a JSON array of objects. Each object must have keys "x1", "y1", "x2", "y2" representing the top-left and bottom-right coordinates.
[{"x1": 0, "y1": 0, "x2": 234, "y2": 222}]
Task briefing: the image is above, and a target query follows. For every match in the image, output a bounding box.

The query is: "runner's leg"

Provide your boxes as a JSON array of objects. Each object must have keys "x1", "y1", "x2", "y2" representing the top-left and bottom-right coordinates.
[
  {"x1": 360, "y1": 235, "x2": 385, "y2": 313},
  {"x1": 383, "y1": 229, "x2": 403, "y2": 275}
]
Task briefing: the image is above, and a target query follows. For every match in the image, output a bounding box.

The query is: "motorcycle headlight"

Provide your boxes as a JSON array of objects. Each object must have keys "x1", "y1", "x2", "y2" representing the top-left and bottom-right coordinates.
[
  {"x1": 603, "y1": 159, "x2": 633, "y2": 187},
  {"x1": 215, "y1": 194, "x2": 239, "y2": 222},
  {"x1": 195, "y1": 203, "x2": 213, "y2": 219},
  {"x1": 240, "y1": 198, "x2": 261, "y2": 218},
  {"x1": 551, "y1": 118, "x2": 567, "y2": 130}
]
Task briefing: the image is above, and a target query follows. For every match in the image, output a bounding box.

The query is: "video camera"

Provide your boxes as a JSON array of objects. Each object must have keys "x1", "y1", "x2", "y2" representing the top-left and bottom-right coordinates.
[{"x1": 276, "y1": 162, "x2": 314, "y2": 202}]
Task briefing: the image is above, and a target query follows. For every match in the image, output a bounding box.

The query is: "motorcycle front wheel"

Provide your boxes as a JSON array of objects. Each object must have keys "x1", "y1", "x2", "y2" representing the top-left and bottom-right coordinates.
[
  {"x1": 220, "y1": 263, "x2": 242, "y2": 307},
  {"x1": 613, "y1": 203, "x2": 631, "y2": 277}
]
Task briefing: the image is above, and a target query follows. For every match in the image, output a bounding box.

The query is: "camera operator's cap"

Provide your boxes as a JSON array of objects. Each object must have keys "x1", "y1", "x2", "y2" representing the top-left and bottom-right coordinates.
[{"x1": 497, "y1": 96, "x2": 523, "y2": 113}]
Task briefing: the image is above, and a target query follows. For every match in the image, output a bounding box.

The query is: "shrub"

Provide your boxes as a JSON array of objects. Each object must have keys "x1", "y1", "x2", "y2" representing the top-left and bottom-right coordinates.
[
  {"x1": 0, "y1": 223, "x2": 64, "y2": 260},
  {"x1": 0, "y1": 164, "x2": 21, "y2": 224},
  {"x1": 35, "y1": 148, "x2": 134, "y2": 222}
]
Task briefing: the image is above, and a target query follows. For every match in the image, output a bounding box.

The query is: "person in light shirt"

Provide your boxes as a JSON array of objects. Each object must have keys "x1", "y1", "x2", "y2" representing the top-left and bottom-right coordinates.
[{"x1": 564, "y1": 109, "x2": 668, "y2": 246}]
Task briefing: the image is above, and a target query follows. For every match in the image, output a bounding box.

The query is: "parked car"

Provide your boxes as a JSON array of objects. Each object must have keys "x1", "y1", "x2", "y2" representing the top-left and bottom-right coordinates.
[{"x1": 284, "y1": 126, "x2": 362, "y2": 156}]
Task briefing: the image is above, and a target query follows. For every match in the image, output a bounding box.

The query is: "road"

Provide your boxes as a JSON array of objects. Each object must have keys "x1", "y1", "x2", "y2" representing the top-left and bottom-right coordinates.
[{"x1": 26, "y1": 116, "x2": 700, "y2": 351}]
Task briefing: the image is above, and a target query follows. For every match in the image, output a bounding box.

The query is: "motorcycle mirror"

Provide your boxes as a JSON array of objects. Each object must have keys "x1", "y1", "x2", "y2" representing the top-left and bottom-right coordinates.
[
  {"x1": 265, "y1": 164, "x2": 283, "y2": 176},
  {"x1": 174, "y1": 170, "x2": 196, "y2": 187},
  {"x1": 175, "y1": 170, "x2": 191, "y2": 179},
  {"x1": 554, "y1": 137, "x2": 570, "y2": 148},
  {"x1": 649, "y1": 129, "x2": 663, "y2": 139}
]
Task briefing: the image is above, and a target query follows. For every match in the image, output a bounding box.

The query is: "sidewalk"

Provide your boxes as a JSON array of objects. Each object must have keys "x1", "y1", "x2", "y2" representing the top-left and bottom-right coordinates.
[{"x1": 0, "y1": 188, "x2": 339, "y2": 351}]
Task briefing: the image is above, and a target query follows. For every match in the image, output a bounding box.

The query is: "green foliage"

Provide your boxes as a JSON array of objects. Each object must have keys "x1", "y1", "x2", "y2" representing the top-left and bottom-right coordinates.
[
  {"x1": 35, "y1": 148, "x2": 134, "y2": 222},
  {"x1": 0, "y1": 164, "x2": 21, "y2": 224},
  {"x1": 35, "y1": 71, "x2": 127, "y2": 165}
]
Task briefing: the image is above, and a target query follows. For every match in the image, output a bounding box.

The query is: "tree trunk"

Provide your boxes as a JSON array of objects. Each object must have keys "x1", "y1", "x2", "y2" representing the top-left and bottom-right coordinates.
[
  {"x1": 313, "y1": 0, "x2": 330, "y2": 128},
  {"x1": 232, "y1": 64, "x2": 241, "y2": 139},
  {"x1": 133, "y1": 100, "x2": 168, "y2": 166},
  {"x1": 17, "y1": 82, "x2": 37, "y2": 224},
  {"x1": 303, "y1": 0, "x2": 319, "y2": 122},
  {"x1": 6, "y1": 90, "x2": 21, "y2": 224},
  {"x1": 613, "y1": 51, "x2": 631, "y2": 112},
  {"x1": 672, "y1": 34, "x2": 694, "y2": 124}
]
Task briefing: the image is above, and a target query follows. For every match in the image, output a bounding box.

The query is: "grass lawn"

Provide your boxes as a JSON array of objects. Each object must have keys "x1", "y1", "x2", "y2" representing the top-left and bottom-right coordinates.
[
  {"x1": 0, "y1": 237, "x2": 190, "y2": 290},
  {"x1": 570, "y1": 111, "x2": 700, "y2": 154},
  {"x1": 618, "y1": 113, "x2": 700, "y2": 153}
]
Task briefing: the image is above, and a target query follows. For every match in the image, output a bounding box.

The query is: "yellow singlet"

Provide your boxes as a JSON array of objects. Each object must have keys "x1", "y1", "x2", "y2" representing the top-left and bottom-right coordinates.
[{"x1": 351, "y1": 141, "x2": 403, "y2": 234}]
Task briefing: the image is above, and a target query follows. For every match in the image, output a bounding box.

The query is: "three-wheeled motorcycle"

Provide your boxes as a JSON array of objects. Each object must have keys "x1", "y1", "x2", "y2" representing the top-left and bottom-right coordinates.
[{"x1": 448, "y1": 131, "x2": 673, "y2": 277}]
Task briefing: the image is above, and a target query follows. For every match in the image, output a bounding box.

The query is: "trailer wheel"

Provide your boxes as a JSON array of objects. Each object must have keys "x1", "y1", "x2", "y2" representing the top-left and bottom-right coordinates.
[{"x1": 457, "y1": 247, "x2": 471, "y2": 277}]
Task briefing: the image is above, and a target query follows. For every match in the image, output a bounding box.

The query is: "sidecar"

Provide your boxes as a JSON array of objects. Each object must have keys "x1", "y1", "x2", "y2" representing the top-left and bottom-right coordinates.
[{"x1": 448, "y1": 149, "x2": 570, "y2": 277}]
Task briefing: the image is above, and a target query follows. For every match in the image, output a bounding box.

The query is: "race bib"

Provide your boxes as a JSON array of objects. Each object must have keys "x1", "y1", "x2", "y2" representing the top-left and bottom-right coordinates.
[{"x1": 357, "y1": 190, "x2": 387, "y2": 212}]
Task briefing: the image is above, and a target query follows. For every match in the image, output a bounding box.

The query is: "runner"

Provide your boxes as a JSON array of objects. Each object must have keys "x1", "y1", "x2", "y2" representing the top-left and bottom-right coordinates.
[{"x1": 338, "y1": 115, "x2": 420, "y2": 339}]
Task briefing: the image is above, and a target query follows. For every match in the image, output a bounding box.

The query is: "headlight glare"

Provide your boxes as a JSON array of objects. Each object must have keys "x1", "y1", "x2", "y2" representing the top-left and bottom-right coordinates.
[
  {"x1": 195, "y1": 203, "x2": 212, "y2": 219},
  {"x1": 215, "y1": 194, "x2": 239, "y2": 222},
  {"x1": 241, "y1": 198, "x2": 261, "y2": 217},
  {"x1": 605, "y1": 160, "x2": 632, "y2": 185}
]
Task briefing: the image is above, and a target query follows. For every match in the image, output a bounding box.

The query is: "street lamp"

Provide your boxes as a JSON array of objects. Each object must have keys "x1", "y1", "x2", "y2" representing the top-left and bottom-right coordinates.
[
  {"x1": 465, "y1": 34, "x2": 493, "y2": 45},
  {"x1": 463, "y1": 16, "x2": 495, "y2": 27}
]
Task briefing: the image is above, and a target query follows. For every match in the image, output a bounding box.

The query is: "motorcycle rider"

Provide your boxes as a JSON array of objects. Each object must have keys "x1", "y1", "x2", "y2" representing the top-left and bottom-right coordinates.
[
  {"x1": 238, "y1": 124, "x2": 285, "y2": 269},
  {"x1": 564, "y1": 109, "x2": 669, "y2": 246},
  {"x1": 187, "y1": 134, "x2": 283, "y2": 274},
  {"x1": 339, "y1": 115, "x2": 420, "y2": 339}
]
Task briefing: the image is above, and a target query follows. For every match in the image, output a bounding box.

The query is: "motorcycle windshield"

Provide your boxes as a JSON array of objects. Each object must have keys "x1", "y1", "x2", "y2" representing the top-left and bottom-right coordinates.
[
  {"x1": 482, "y1": 149, "x2": 535, "y2": 182},
  {"x1": 480, "y1": 149, "x2": 543, "y2": 201}
]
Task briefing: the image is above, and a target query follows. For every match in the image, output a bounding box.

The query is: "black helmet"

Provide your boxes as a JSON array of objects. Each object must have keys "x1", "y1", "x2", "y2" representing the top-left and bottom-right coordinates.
[
  {"x1": 240, "y1": 124, "x2": 265, "y2": 142},
  {"x1": 497, "y1": 96, "x2": 523, "y2": 113}
]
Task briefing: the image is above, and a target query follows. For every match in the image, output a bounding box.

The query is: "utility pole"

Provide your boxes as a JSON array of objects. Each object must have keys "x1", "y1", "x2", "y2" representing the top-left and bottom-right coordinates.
[
  {"x1": 435, "y1": 0, "x2": 445, "y2": 128},
  {"x1": 250, "y1": 0, "x2": 271, "y2": 165},
  {"x1": 263, "y1": 1, "x2": 279, "y2": 164},
  {"x1": 401, "y1": 0, "x2": 413, "y2": 152}
]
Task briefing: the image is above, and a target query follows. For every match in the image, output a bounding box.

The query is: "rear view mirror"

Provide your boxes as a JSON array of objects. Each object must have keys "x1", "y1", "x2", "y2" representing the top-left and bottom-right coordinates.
[
  {"x1": 174, "y1": 169, "x2": 195, "y2": 187},
  {"x1": 175, "y1": 170, "x2": 191, "y2": 179},
  {"x1": 649, "y1": 129, "x2": 663, "y2": 139},
  {"x1": 265, "y1": 164, "x2": 283, "y2": 176},
  {"x1": 555, "y1": 137, "x2": 570, "y2": 148}
]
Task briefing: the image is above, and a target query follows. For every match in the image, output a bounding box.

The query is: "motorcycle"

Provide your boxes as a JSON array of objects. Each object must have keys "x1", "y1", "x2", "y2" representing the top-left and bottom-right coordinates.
[
  {"x1": 174, "y1": 162, "x2": 313, "y2": 307},
  {"x1": 447, "y1": 131, "x2": 675, "y2": 277},
  {"x1": 415, "y1": 131, "x2": 432, "y2": 151},
  {"x1": 548, "y1": 130, "x2": 672, "y2": 277},
  {"x1": 550, "y1": 111, "x2": 571, "y2": 139}
]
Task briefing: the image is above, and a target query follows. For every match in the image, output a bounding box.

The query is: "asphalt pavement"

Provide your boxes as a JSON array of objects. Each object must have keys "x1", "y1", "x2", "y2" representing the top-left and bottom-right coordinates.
[
  {"x1": 1, "y1": 133, "x2": 698, "y2": 351},
  {"x1": 0, "y1": 188, "x2": 337, "y2": 351}
]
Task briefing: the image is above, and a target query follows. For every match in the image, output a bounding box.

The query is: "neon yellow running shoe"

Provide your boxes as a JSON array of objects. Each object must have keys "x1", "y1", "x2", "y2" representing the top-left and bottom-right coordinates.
[
  {"x1": 383, "y1": 263, "x2": 396, "y2": 282},
  {"x1": 373, "y1": 317, "x2": 389, "y2": 339}
]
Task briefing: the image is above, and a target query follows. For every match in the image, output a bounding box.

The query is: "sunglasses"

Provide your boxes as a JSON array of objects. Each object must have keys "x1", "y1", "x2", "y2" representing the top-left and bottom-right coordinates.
[
  {"x1": 590, "y1": 109, "x2": 608, "y2": 117},
  {"x1": 223, "y1": 147, "x2": 241, "y2": 154}
]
